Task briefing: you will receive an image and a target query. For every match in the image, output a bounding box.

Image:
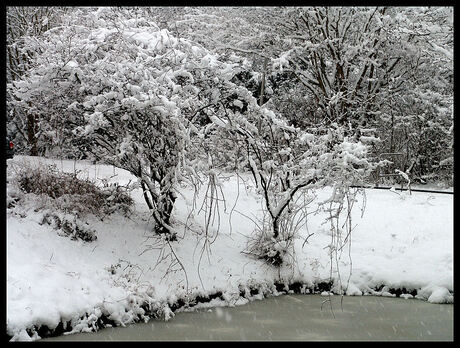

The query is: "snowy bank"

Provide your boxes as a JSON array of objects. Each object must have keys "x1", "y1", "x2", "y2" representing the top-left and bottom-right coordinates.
[{"x1": 6, "y1": 156, "x2": 453, "y2": 341}]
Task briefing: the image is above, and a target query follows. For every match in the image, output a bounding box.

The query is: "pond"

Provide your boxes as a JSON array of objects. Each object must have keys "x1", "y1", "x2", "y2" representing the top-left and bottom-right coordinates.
[{"x1": 44, "y1": 294, "x2": 453, "y2": 341}]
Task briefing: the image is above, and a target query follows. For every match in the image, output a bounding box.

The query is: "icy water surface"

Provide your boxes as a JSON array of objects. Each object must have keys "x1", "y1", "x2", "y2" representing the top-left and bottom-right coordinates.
[{"x1": 44, "y1": 294, "x2": 453, "y2": 341}]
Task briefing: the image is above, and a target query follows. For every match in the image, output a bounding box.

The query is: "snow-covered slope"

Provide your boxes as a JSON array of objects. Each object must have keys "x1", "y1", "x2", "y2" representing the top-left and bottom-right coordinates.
[{"x1": 6, "y1": 156, "x2": 453, "y2": 341}]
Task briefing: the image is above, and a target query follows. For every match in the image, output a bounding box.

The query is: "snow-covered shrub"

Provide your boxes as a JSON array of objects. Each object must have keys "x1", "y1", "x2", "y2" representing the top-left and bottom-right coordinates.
[
  {"x1": 17, "y1": 164, "x2": 98, "y2": 200},
  {"x1": 98, "y1": 180, "x2": 134, "y2": 217},
  {"x1": 247, "y1": 234, "x2": 292, "y2": 267},
  {"x1": 40, "y1": 212, "x2": 97, "y2": 242},
  {"x1": 243, "y1": 191, "x2": 315, "y2": 267},
  {"x1": 6, "y1": 184, "x2": 23, "y2": 210},
  {"x1": 12, "y1": 163, "x2": 133, "y2": 218}
]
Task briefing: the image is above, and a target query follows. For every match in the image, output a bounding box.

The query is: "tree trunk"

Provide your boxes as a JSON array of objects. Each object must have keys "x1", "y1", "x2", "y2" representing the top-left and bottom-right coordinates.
[
  {"x1": 256, "y1": 57, "x2": 269, "y2": 133},
  {"x1": 259, "y1": 57, "x2": 268, "y2": 106},
  {"x1": 153, "y1": 189, "x2": 177, "y2": 240},
  {"x1": 140, "y1": 181, "x2": 154, "y2": 210},
  {"x1": 27, "y1": 114, "x2": 38, "y2": 156},
  {"x1": 272, "y1": 216, "x2": 280, "y2": 239}
]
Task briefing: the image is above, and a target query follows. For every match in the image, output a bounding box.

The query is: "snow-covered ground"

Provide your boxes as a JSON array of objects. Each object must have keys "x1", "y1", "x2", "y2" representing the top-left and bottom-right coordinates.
[{"x1": 6, "y1": 156, "x2": 454, "y2": 341}]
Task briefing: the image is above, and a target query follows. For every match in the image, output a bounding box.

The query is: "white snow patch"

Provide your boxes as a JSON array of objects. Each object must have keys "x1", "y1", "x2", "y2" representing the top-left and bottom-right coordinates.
[
  {"x1": 345, "y1": 283, "x2": 363, "y2": 296},
  {"x1": 417, "y1": 285, "x2": 454, "y2": 304}
]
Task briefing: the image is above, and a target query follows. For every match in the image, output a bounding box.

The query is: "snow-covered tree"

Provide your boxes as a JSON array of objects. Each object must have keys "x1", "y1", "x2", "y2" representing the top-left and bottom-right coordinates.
[
  {"x1": 199, "y1": 78, "x2": 375, "y2": 266},
  {"x1": 6, "y1": 6, "x2": 69, "y2": 82},
  {"x1": 265, "y1": 6, "x2": 453, "y2": 185},
  {"x1": 8, "y1": 7, "x2": 248, "y2": 239},
  {"x1": 373, "y1": 7, "x2": 453, "y2": 184},
  {"x1": 145, "y1": 7, "x2": 289, "y2": 107},
  {"x1": 6, "y1": 6, "x2": 70, "y2": 155}
]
